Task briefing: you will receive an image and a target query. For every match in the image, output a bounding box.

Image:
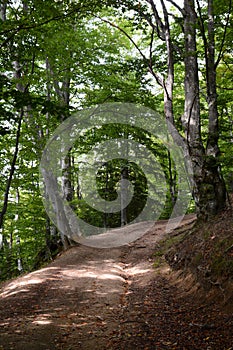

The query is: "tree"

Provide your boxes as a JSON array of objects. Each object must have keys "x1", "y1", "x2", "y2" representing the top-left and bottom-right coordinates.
[
  {"x1": 1, "y1": 0, "x2": 164, "y2": 277},
  {"x1": 103, "y1": 0, "x2": 232, "y2": 219}
]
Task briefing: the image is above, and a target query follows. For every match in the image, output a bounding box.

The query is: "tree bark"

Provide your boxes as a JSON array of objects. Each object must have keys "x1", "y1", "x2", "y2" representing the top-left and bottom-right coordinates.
[
  {"x1": 182, "y1": 0, "x2": 226, "y2": 218},
  {"x1": 48, "y1": 60, "x2": 74, "y2": 246},
  {"x1": 120, "y1": 166, "x2": 129, "y2": 226},
  {"x1": 0, "y1": 110, "x2": 23, "y2": 230},
  {"x1": 183, "y1": 0, "x2": 205, "y2": 217},
  {"x1": 150, "y1": 0, "x2": 226, "y2": 219},
  {"x1": 204, "y1": 0, "x2": 226, "y2": 214},
  {"x1": 0, "y1": 49, "x2": 25, "y2": 230}
]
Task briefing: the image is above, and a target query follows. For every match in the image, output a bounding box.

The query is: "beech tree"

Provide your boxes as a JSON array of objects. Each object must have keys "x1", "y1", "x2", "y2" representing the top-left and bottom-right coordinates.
[
  {"x1": 182, "y1": 0, "x2": 226, "y2": 218},
  {"x1": 104, "y1": 0, "x2": 232, "y2": 219},
  {"x1": 1, "y1": 0, "x2": 161, "y2": 276}
]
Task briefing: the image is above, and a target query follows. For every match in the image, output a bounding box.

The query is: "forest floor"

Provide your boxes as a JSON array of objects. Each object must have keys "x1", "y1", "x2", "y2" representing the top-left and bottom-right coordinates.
[{"x1": 0, "y1": 214, "x2": 232, "y2": 350}]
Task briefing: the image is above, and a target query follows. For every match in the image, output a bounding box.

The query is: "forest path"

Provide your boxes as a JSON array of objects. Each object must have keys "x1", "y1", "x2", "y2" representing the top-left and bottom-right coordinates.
[{"x1": 0, "y1": 214, "x2": 232, "y2": 350}]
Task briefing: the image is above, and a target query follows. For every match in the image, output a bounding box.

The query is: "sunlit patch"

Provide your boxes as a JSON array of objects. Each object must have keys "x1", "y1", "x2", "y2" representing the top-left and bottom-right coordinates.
[
  {"x1": 32, "y1": 315, "x2": 52, "y2": 326},
  {"x1": 62, "y1": 269, "x2": 98, "y2": 278},
  {"x1": 0, "y1": 278, "x2": 42, "y2": 298},
  {"x1": 95, "y1": 288, "x2": 120, "y2": 296},
  {"x1": 126, "y1": 264, "x2": 151, "y2": 276},
  {"x1": 0, "y1": 267, "x2": 61, "y2": 298},
  {"x1": 32, "y1": 320, "x2": 52, "y2": 325},
  {"x1": 60, "y1": 267, "x2": 125, "y2": 281},
  {"x1": 97, "y1": 273, "x2": 125, "y2": 281}
]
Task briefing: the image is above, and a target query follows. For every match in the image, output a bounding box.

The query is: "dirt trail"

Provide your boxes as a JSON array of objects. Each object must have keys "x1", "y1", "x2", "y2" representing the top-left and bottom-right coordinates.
[{"x1": 0, "y1": 214, "x2": 232, "y2": 350}]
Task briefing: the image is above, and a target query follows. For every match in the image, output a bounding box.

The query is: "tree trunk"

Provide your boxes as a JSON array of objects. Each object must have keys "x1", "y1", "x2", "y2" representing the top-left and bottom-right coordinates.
[
  {"x1": 47, "y1": 60, "x2": 74, "y2": 247},
  {"x1": 120, "y1": 166, "x2": 128, "y2": 226},
  {"x1": 0, "y1": 52, "x2": 25, "y2": 230},
  {"x1": 204, "y1": 0, "x2": 226, "y2": 215},
  {"x1": 0, "y1": 110, "x2": 23, "y2": 230},
  {"x1": 183, "y1": 0, "x2": 226, "y2": 219}
]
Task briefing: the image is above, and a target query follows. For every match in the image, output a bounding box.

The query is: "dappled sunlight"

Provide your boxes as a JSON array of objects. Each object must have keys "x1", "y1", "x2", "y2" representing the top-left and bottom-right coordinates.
[
  {"x1": 126, "y1": 264, "x2": 152, "y2": 276},
  {"x1": 61, "y1": 269, "x2": 98, "y2": 278},
  {"x1": 97, "y1": 273, "x2": 124, "y2": 281},
  {"x1": 0, "y1": 258, "x2": 153, "y2": 300},
  {"x1": 0, "y1": 278, "x2": 43, "y2": 298},
  {"x1": 95, "y1": 288, "x2": 121, "y2": 296},
  {"x1": 32, "y1": 319, "x2": 52, "y2": 325},
  {"x1": 1, "y1": 215, "x2": 226, "y2": 350},
  {"x1": 0, "y1": 267, "x2": 62, "y2": 298},
  {"x1": 0, "y1": 256, "x2": 154, "y2": 303},
  {"x1": 59, "y1": 259, "x2": 126, "y2": 284},
  {"x1": 61, "y1": 267, "x2": 125, "y2": 282},
  {"x1": 2, "y1": 288, "x2": 30, "y2": 298}
]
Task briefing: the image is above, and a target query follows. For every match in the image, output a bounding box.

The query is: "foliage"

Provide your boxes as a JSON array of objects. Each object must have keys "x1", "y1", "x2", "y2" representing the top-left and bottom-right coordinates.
[{"x1": 0, "y1": 0, "x2": 232, "y2": 281}]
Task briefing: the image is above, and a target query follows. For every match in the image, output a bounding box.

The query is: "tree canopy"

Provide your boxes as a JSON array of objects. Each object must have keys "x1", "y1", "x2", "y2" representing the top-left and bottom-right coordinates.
[{"x1": 0, "y1": 0, "x2": 232, "y2": 280}]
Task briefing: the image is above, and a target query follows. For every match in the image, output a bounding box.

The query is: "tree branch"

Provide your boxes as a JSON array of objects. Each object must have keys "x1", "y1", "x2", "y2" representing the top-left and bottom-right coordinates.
[
  {"x1": 96, "y1": 16, "x2": 164, "y2": 86},
  {"x1": 196, "y1": 0, "x2": 208, "y2": 69},
  {"x1": 166, "y1": 0, "x2": 185, "y2": 15},
  {"x1": 215, "y1": 0, "x2": 232, "y2": 68},
  {"x1": 149, "y1": 26, "x2": 155, "y2": 67},
  {"x1": 145, "y1": 0, "x2": 165, "y2": 40},
  {"x1": 0, "y1": 2, "x2": 95, "y2": 48}
]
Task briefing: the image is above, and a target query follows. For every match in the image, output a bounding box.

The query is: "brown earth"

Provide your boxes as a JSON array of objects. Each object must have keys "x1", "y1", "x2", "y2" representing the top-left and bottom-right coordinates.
[{"x1": 0, "y1": 214, "x2": 232, "y2": 350}]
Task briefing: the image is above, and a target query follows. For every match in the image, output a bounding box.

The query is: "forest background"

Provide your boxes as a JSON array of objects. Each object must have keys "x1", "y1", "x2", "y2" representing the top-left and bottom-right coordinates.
[{"x1": 0, "y1": 0, "x2": 232, "y2": 281}]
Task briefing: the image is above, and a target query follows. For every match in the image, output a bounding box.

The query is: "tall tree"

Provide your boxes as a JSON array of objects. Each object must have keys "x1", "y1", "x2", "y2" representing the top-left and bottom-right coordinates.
[{"x1": 104, "y1": 0, "x2": 231, "y2": 219}]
